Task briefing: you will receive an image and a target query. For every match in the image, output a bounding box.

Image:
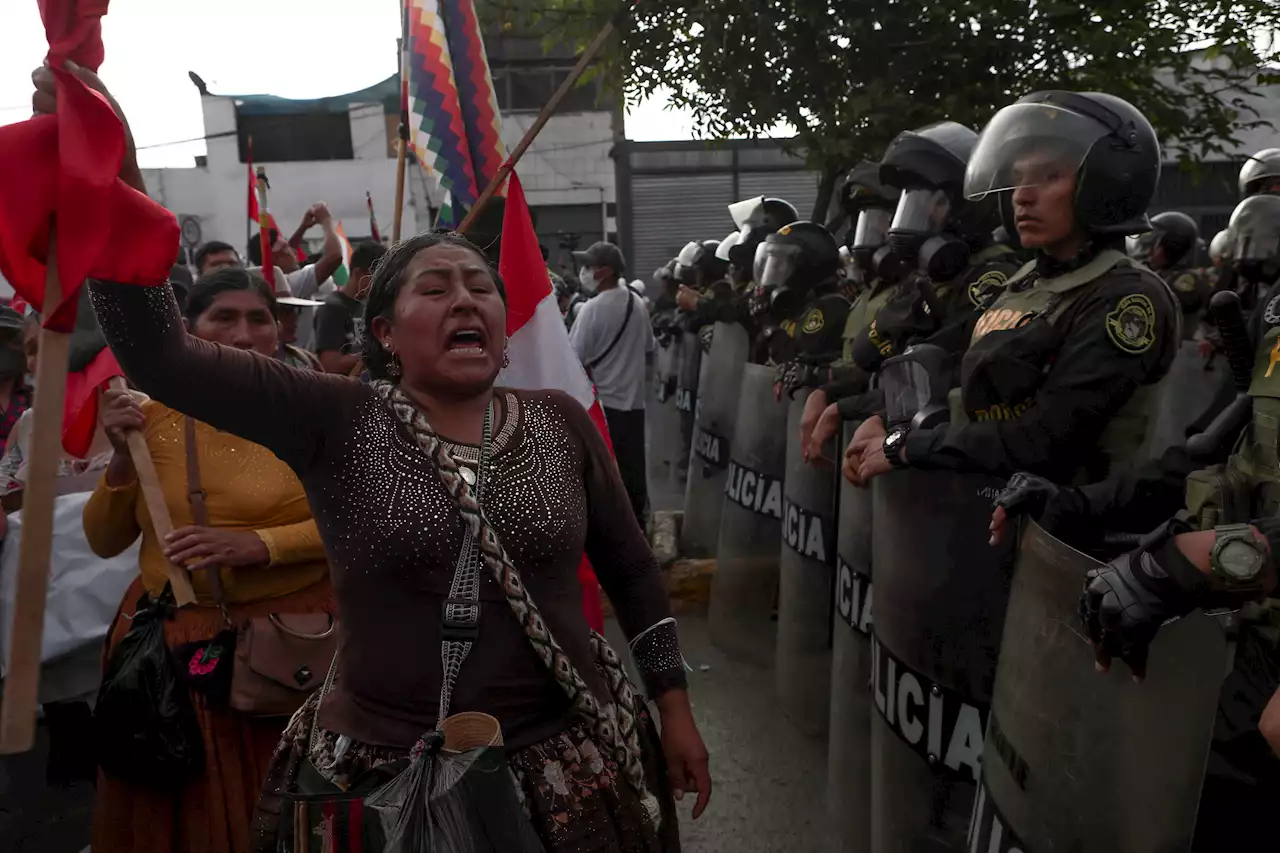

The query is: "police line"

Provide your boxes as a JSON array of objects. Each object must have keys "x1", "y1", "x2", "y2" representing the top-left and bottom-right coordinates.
[{"x1": 835, "y1": 558, "x2": 872, "y2": 637}]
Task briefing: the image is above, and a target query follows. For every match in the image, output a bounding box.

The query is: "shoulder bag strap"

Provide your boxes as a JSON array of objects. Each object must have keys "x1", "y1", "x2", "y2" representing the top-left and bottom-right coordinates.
[
  {"x1": 184, "y1": 416, "x2": 228, "y2": 607},
  {"x1": 588, "y1": 290, "x2": 636, "y2": 371}
]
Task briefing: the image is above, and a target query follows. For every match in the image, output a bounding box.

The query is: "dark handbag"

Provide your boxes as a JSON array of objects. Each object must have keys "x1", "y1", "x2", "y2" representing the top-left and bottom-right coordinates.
[
  {"x1": 183, "y1": 416, "x2": 337, "y2": 717},
  {"x1": 93, "y1": 592, "x2": 205, "y2": 786}
]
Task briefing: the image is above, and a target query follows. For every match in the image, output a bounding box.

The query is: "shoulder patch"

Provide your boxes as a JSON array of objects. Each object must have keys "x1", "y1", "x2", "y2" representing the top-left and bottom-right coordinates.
[
  {"x1": 1105, "y1": 294, "x2": 1157, "y2": 355},
  {"x1": 1264, "y1": 294, "x2": 1280, "y2": 327},
  {"x1": 968, "y1": 268, "x2": 1009, "y2": 307},
  {"x1": 1173, "y1": 272, "x2": 1199, "y2": 293},
  {"x1": 801, "y1": 308, "x2": 825, "y2": 334}
]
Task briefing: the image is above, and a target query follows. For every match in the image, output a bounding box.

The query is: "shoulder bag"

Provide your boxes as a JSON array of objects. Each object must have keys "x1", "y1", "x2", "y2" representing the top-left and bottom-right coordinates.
[
  {"x1": 176, "y1": 416, "x2": 338, "y2": 717},
  {"x1": 586, "y1": 289, "x2": 636, "y2": 377}
]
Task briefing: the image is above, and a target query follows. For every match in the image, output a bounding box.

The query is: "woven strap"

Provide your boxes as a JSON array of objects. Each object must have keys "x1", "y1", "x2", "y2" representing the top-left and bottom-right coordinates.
[{"x1": 373, "y1": 381, "x2": 655, "y2": 818}]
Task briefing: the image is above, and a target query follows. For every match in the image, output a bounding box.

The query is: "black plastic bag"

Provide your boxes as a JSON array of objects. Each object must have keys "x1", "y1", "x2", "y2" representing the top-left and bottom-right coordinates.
[
  {"x1": 365, "y1": 715, "x2": 545, "y2": 853},
  {"x1": 93, "y1": 596, "x2": 204, "y2": 786}
]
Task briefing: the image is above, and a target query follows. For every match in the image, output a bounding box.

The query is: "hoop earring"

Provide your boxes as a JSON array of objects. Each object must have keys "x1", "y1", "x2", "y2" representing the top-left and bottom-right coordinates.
[{"x1": 387, "y1": 349, "x2": 402, "y2": 380}]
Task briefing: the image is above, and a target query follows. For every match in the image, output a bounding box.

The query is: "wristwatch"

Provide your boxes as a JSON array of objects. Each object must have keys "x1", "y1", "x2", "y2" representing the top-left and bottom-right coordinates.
[
  {"x1": 1209, "y1": 524, "x2": 1268, "y2": 591},
  {"x1": 883, "y1": 425, "x2": 911, "y2": 469}
]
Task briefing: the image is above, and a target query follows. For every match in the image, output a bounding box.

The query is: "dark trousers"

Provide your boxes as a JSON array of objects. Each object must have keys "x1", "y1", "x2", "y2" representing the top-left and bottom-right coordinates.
[{"x1": 603, "y1": 406, "x2": 649, "y2": 528}]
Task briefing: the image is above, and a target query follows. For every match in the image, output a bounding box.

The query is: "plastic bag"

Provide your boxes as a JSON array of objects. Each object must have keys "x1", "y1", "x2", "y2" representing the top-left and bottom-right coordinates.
[
  {"x1": 93, "y1": 596, "x2": 204, "y2": 786},
  {"x1": 365, "y1": 713, "x2": 545, "y2": 853}
]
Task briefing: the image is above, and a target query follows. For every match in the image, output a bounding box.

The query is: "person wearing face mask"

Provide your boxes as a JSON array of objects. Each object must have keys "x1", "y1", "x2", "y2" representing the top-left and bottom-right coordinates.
[
  {"x1": 0, "y1": 305, "x2": 31, "y2": 456},
  {"x1": 313, "y1": 242, "x2": 386, "y2": 375},
  {"x1": 571, "y1": 241, "x2": 657, "y2": 527},
  {"x1": 82, "y1": 267, "x2": 336, "y2": 853}
]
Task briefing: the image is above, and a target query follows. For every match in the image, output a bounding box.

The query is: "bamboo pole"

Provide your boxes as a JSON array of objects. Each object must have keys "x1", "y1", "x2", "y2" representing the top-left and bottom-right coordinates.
[
  {"x1": 106, "y1": 377, "x2": 196, "y2": 604},
  {"x1": 457, "y1": 15, "x2": 620, "y2": 235},
  {"x1": 393, "y1": 27, "x2": 410, "y2": 242},
  {"x1": 0, "y1": 245, "x2": 72, "y2": 753}
]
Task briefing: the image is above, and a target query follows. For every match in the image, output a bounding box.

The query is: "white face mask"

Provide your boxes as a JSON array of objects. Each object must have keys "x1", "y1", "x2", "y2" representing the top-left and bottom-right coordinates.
[{"x1": 579, "y1": 266, "x2": 599, "y2": 294}]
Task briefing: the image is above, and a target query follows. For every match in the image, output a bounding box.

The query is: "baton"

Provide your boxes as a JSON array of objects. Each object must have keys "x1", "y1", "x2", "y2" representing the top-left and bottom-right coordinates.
[{"x1": 1208, "y1": 290, "x2": 1253, "y2": 391}]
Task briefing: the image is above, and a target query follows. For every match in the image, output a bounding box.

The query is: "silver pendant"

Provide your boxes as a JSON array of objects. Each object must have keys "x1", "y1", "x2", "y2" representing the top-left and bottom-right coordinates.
[{"x1": 458, "y1": 466, "x2": 477, "y2": 486}]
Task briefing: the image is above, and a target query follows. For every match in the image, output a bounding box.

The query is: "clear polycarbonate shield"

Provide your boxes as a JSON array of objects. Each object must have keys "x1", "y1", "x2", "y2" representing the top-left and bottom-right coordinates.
[
  {"x1": 729, "y1": 196, "x2": 766, "y2": 229},
  {"x1": 888, "y1": 188, "x2": 952, "y2": 235},
  {"x1": 1239, "y1": 148, "x2": 1280, "y2": 196},
  {"x1": 716, "y1": 231, "x2": 742, "y2": 262},
  {"x1": 964, "y1": 102, "x2": 1108, "y2": 200},
  {"x1": 852, "y1": 208, "x2": 894, "y2": 252},
  {"x1": 754, "y1": 241, "x2": 802, "y2": 289},
  {"x1": 1228, "y1": 194, "x2": 1280, "y2": 262}
]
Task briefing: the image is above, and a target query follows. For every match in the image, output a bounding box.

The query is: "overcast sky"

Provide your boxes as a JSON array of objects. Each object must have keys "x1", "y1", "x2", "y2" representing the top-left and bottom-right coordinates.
[{"x1": 0, "y1": 0, "x2": 698, "y2": 168}]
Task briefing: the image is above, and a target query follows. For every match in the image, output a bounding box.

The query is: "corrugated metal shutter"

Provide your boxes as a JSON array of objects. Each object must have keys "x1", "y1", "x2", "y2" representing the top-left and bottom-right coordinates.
[
  {"x1": 631, "y1": 174, "x2": 736, "y2": 281},
  {"x1": 738, "y1": 171, "x2": 823, "y2": 222}
]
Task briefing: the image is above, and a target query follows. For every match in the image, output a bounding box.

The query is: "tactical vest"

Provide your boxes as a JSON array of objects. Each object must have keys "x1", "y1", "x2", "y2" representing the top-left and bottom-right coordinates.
[
  {"x1": 839, "y1": 279, "x2": 898, "y2": 364},
  {"x1": 969, "y1": 249, "x2": 1177, "y2": 470},
  {"x1": 935, "y1": 243, "x2": 1015, "y2": 307}
]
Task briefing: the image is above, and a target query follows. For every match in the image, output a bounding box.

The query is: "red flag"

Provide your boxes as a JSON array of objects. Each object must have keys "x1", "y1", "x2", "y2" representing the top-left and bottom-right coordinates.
[
  {"x1": 0, "y1": 0, "x2": 178, "y2": 333},
  {"x1": 246, "y1": 139, "x2": 304, "y2": 267},
  {"x1": 63, "y1": 346, "x2": 121, "y2": 458},
  {"x1": 498, "y1": 172, "x2": 612, "y2": 632}
]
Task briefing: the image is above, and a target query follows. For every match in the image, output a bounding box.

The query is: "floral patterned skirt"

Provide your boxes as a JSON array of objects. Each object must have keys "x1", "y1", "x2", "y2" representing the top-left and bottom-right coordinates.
[{"x1": 302, "y1": 711, "x2": 680, "y2": 853}]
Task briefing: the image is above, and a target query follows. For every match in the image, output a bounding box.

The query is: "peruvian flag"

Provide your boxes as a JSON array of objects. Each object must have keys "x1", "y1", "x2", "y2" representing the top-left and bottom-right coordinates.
[
  {"x1": 246, "y1": 141, "x2": 305, "y2": 265},
  {"x1": 498, "y1": 172, "x2": 608, "y2": 632}
]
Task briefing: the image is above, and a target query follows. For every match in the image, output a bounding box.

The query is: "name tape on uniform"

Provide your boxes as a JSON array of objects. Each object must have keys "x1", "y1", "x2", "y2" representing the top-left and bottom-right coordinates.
[
  {"x1": 724, "y1": 460, "x2": 784, "y2": 520},
  {"x1": 692, "y1": 427, "x2": 729, "y2": 469},
  {"x1": 968, "y1": 775, "x2": 1027, "y2": 853},
  {"x1": 835, "y1": 558, "x2": 873, "y2": 636},
  {"x1": 782, "y1": 497, "x2": 835, "y2": 564},
  {"x1": 870, "y1": 634, "x2": 988, "y2": 783}
]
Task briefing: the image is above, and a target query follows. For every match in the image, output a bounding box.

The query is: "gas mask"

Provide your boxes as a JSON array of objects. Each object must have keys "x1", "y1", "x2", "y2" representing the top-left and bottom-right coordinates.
[
  {"x1": 851, "y1": 208, "x2": 893, "y2": 276},
  {"x1": 885, "y1": 188, "x2": 971, "y2": 282}
]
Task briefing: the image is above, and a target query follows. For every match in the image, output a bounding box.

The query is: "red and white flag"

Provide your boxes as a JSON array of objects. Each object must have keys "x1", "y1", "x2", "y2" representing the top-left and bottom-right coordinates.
[{"x1": 498, "y1": 171, "x2": 609, "y2": 631}]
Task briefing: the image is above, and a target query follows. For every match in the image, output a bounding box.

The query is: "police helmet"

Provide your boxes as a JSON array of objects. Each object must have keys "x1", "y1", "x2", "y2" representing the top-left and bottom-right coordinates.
[
  {"x1": 728, "y1": 196, "x2": 800, "y2": 233},
  {"x1": 674, "y1": 239, "x2": 729, "y2": 285},
  {"x1": 754, "y1": 221, "x2": 840, "y2": 314},
  {"x1": 1150, "y1": 211, "x2": 1200, "y2": 266},
  {"x1": 1209, "y1": 229, "x2": 1231, "y2": 266},
  {"x1": 841, "y1": 161, "x2": 900, "y2": 215},
  {"x1": 966, "y1": 90, "x2": 1160, "y2": 237},
  {"x1": 1227, "y1": 194, "x2": 1280, "y2": 281},
  {"x1": 1239, "y1": 149, "x2": 1280, "y2": 198}
]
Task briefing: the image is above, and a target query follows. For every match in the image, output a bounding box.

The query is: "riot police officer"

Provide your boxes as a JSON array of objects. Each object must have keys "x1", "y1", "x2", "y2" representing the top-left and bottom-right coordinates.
[
  {"x1": 801, "y1": 123, "x2": 1020, "y2": 460},
  {"x1": 1132, "y1": 211, "x2": 1210, "y2": 337},
  {"x1": 1241, "y1": 148, "x2": 1280, "y2": 198},
  {"x1": 849, "y1": 90, "x2": 1179, "y2": 487}
]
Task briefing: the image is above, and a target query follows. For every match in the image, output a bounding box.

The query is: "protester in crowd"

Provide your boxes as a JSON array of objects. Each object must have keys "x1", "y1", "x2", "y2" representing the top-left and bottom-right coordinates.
[
  {"x1": 0, "y1": 305, "x2": 31, "y2": 456},
  {"x1": 83, "y1": 267, "x2": 336, "y2": 853},
  {"x1": 313, "y1": 241, "x2": 385, "y2": 375},
  {"x1": 194, "y1": 240, "x2": 242, "y2": 276},
  {"x1": 87, "y1": 210, "x2": 709, "y2": 853},
  {"x1": 249, "y1": 265, "x2": 324, "y2": 371},
  {"x1": 570, "y1": 241, "x2": 656, "y2": 527},
  {"x1": 247, "y1": 203, "x2": 343, "y2": 350}
]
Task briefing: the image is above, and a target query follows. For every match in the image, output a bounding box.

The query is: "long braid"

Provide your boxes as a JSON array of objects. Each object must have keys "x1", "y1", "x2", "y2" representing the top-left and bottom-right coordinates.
[{"x1": 373, "y1": 382, "x2": 658, "y2": 824}]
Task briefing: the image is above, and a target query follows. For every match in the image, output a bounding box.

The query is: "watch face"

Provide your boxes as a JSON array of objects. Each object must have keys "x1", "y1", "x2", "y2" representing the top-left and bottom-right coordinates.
[
  {"x1": 886, "y1": 429, "x2": 905, "y2": 450},
  {"x1": 1219, "y1": 540, "x2": 1262, "y2": 582}
]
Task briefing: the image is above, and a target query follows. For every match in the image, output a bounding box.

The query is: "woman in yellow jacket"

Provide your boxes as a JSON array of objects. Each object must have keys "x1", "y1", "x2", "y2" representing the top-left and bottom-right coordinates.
[{"x1": 84, "y1": 267, "x2": 336, "y2": 853}]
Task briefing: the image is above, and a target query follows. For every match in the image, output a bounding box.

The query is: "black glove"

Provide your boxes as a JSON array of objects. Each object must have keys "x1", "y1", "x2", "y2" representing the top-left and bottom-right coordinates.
[
  {"x1": 1078, "y1": 522, "x2": 1209, "y2": 679},
  {"x1": 994, "y1": 472, "x2": 1091, "y2": 538}
]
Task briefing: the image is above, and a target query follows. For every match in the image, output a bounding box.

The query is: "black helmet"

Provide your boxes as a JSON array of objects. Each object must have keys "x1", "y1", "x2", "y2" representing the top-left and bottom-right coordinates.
[
  {"x1": 674, "y1": 239, "x2": 729, "y2": 285},
  {"x1": 754, "y1": 221, "x2": 840, "y2": 315},
  {"x1": 1240, "y1": 149, "x2": 1280, "y2": 198},
  {"x1": 1136, "y1": 211, "x2": 1199, "y2": 267},
  {"x1": 841, "y1": 161, "x2": 900, "y2": 215},
  {"x1": 965, "y1": 90, "x2": 1160, "y2": 237},
  {"x1": 729, "y1": 196, "x2": 800, "y2": 234},
  {"x1": 879, "y1": 122, "x2": 997, "y2": 280}
]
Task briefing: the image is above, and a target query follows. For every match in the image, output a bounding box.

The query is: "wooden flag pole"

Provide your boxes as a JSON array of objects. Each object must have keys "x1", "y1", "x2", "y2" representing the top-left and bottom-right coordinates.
[
  {"x1": 0, "y1": 244, "x2": 72, "y2": 753},
  {"x1": 106, "y1": 377, "x2": 196, "y2": 604},
  {"x1": 457, "y1": 14, "x2": 621, "y2": 235},
  {"x1": 393, "y1": 28, "x2": 410, "y2": 242}
]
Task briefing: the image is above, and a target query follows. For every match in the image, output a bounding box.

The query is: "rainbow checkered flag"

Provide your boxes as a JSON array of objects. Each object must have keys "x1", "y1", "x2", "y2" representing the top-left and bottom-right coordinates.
[{"x1": 404, "y1": 0, "x2": 507, "y2": 210}]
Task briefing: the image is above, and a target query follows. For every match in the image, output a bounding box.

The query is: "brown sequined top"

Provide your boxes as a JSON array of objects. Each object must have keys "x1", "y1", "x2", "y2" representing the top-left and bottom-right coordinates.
[{"x1": 89, "y1": 281, "x2": 685, "y2": 749}]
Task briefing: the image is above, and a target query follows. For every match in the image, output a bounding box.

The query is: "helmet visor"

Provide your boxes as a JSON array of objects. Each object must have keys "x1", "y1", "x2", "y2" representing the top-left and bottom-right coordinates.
[
  {"x1": 754, "y1": 241, "x2": 802, "y2": 289},
  {"x1": 675, "y1": 241, "x2": 702, "y2": 283},
  {"x1": 1126, "y1": 230, "x2": 1157, "y2": 261},
  {"x1": 964, "y1": 102, "x2": 1107, "y2": 199},
  {"x1": 1209, "y1": 229, "x2": 1231, "y2": 262},
  {"x1": 889, "y1": 188, "x2": 951, "y2": 235},
  {"x1": 1239, "y1": 149, "x2": 1280, "y2": 196},
  {"x1": 729, "y1": 196, "x2": 766, "y2": 229},
  {"x1": 853, "y1": 208, "x2": 894, "y2": 251},
  {"x1": 716, "y1": 231, "x2": 742, "y2": 262},
  {"x1": 1228, "y1": 195, "x2": 1280, "y2": 262}
]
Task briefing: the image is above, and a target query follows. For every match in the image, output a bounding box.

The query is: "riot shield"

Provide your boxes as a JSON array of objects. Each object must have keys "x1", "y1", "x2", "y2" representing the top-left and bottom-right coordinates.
[
  {"x1": 646, "y1": 339, "x2": 684, "y2": 501},
  {"x1": 1149, "y1": 340, "x2": 1232, "y2": 458},
  {"x1": 681, "y1": 322, "x2": 750, "y2": 557},
  {"x1": 775, "y1": 389, "x2": 839, "y2": 736},
  {"x1": 971, "y1": 520, "x2": 1225, "y2": 853},
  {"x1": 827, "y1": 421, "x2": 873, "y2": 853},
  {"x1": 709, "y1": 364, "x2": 788, "y2": 665},
  {"x1": 870, "y1": 469, "x2": 1014, "y2": 852},
  {"x1": 673, "y1": 330, "x2": 703, "y2": 488}
]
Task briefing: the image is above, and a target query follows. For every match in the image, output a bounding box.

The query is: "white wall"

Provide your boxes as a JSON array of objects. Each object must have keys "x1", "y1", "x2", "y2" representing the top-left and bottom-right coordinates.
[{"x1": 143, "y1": 92, "x2": 617, "y2": 252}]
